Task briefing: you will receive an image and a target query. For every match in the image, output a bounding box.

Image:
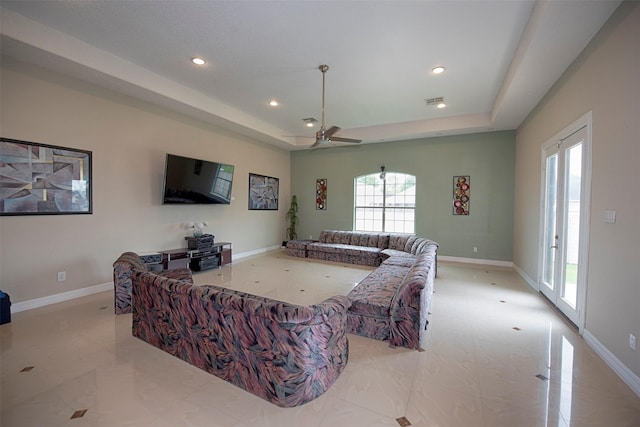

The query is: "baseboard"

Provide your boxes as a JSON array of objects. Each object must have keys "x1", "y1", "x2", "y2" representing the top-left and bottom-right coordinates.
[
  {"x1": 438, "y1": 255, "x2": 513, "y2": 268},
  {"x1": 583, "y1": 329, "x2": 640, "y2": 397},
  {"x1": 11, "y1": 282, "x2": 113, "y2": 313},
  {"x1": 234, "y1": 244, "x2": 282, "y2": 260},
  {"x1": 513, "y1": 265, "x2": 639, "y2": 398},
  {"x1": 512, "y1": 262, "x2": 539, "y2": 292},
  {"x1": 11, "y1": 245, "x2": 283, "y2": 313}
]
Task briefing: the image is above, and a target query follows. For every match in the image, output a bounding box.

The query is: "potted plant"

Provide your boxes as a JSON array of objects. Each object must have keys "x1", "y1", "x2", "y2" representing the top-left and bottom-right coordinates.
[{"x1": 284, "y1": 194, "x2": 299, "y2": 246}]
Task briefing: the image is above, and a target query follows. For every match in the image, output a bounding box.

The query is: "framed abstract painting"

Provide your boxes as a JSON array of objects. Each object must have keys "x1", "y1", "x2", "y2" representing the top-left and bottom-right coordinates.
[
  {"x1": 0, "y1": 138, "x2": 92, "y2": 216},
  {"x1": 248, "y1": 173, "x2": 279, "y2": 210}
]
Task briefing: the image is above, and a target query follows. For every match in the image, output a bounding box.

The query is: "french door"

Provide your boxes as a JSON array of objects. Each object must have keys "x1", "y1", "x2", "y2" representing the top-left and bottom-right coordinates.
[{"x1": 539, "y1": 115, "x2": 591, "y2": 330}]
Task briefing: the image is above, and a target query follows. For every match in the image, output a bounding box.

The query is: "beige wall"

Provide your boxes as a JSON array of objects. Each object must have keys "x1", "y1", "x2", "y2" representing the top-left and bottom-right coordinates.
[
  {"x1": 514, "y1": 2, "x2": 639, "y2": 378},
  {"x1": 0, "y1": 58, "x2": 290, "y2": 303}
]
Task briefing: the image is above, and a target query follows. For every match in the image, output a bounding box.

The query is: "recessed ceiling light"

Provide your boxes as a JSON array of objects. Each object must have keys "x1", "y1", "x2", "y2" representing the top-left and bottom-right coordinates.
[
  {"x1": 191, "y1": 57, "x2": 206, "y2": 66},
  {"x1": 437, "y1": 102, "x2": 446, "y2": 109},
  {"x1": 432, "y1": 66, "x2": 446, "y2": 74},
  {"x1": 269, "y1": 100, "x2": 279, "y2": 107},
  {"x1": 306, "y1": 122, "x2": 314, "y2": 127}
]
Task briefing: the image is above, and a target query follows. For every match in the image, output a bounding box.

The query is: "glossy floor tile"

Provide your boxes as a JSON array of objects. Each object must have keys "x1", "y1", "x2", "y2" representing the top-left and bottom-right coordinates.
[{"x1": 1, "y1": 250, "x2": 639, "y2": 426}]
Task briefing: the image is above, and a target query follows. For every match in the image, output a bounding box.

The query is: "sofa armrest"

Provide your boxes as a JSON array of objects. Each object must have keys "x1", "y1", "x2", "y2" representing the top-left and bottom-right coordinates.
[
  {"x1": 311, "y1": 295, "x2": 351, "y2": 321},
  {"x1": 388, "y1": 255, "x2": 435, "y2": 349}
]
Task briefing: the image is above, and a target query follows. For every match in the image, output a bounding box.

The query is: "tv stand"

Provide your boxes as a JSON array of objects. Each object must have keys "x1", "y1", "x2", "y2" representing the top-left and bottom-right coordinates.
[
  {"x1": 188, "y1": 242, "x2": 232, "y2": 271},
  {"x1": 162, "y1": 238, "x2": 232, "y2": 272}
]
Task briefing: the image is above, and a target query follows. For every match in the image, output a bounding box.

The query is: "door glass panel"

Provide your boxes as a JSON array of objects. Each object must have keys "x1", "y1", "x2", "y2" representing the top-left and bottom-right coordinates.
[
  {"x1": 562, "y1": 143, "x2": 582, "y2": 308},
  {"x1": 539, "y1": 119, "x2": 589, "y2": 330},
  {"x1": 543, "y1": 154, "x2": 558, "y2": 289}
]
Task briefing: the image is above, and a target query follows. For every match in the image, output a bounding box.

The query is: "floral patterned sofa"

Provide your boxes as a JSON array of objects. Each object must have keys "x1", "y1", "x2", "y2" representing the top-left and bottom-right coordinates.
[
  {"x1": 347, "y1": 249, "x2": 436, "y2": 350},
  {"x1": 113, "y1": 252, "x2": 193, "y2": 314},
  {"x1": 130, "y1": 269, "x2": 351, "y2": 408},
  {"x1": 288, "y1": 230, "x2": 437, "y2": 268},
  {"x1": 287, "y1": 231, "x2": 438, "y2": 349}
]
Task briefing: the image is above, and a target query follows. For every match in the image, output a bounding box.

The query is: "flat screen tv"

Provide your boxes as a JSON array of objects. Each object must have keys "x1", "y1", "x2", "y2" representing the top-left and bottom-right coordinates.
[{"x1": 162, "y1": 153, "x2": 234, "y2": 205}]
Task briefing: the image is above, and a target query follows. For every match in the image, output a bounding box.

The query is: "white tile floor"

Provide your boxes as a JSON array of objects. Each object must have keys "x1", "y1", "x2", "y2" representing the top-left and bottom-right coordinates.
[{"x1": 1, "y1": 250, "x2": 639, "y2": 426}]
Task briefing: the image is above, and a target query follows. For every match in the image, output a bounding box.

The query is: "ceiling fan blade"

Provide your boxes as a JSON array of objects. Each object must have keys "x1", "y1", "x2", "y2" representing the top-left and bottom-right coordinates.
[
  {"x1": 330, "y1": 136, "x2": 362, "y2": 143},
  {"x1": 324, "y1": 126, "x2": 340, "y2": 139},
  {"x1": 309, "y1": 140, "x2": 322, "y2": 149}
]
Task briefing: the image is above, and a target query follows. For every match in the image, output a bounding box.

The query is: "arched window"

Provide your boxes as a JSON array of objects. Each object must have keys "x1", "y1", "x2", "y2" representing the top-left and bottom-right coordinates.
[{"x1": 354, "y1": 171, "x2": 416, "y2": 233}]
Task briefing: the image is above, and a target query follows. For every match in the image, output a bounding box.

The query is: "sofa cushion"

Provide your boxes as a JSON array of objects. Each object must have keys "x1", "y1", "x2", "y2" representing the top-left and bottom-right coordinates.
[
  {"x1": 307, "y1": 242, "x2": 381, "y2": 256},
  {"x1": 355, "y1": 234, "x2": 367, "y2": 246},
  {"x1": 377, "y1": 234, "x2": 390, "y2": 249},
  {"x1": 347, "y1": 265, "x2": 408, "y2": 318},
  {"x1": 404, "y1": 236, "x2": 419, "y2": 252},
  {"x1": 381, "y1": 248, "x2": 415, "y2": 259},
  {"x1": 388, "y1": 234, "x2": 414, "y2": 251},
  {"x1": 410, "y1": 238, "x2": 428, "y2": 255},
  {"x1": 319, "y1": 230, "x2": 347, "y2": 244},
  {"x1": 336, "y1": 231, "x2": 351, "y2": 244},
  {"x1": 350, "y1": 234, "x2": 362, "y2": 245},
  {"x1": 286, "y1": 239, "x2": 315, "y2": 250},
  {"x1": 382, "y1": 256, "x2": 417, "y2": 268}
]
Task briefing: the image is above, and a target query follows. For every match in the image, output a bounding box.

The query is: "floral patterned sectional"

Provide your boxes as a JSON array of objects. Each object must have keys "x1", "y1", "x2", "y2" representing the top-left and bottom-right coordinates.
[
  {"x1": 287, "y1": 230, "x2": 438, "y2": 350},
  {"x1": 114, "y1": 230, "x2": 436, "y2": 408},
  {"x1": 130, "y1": 266, "x2": 350, "y2": 408}
]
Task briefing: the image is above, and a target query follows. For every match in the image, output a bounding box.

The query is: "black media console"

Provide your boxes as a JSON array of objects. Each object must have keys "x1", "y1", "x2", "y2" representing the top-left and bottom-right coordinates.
[{"x1": 160, "y1": 234, "x2": 232, "y2": 272}]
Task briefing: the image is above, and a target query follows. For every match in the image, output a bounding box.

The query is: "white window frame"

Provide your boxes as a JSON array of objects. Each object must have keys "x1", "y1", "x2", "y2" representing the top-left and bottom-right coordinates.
[{"x1": 354, "y1": 172, "x2": 416, "y2": 233}]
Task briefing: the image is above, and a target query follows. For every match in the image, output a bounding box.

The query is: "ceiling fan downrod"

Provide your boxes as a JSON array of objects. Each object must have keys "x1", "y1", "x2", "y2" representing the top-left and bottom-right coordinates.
[{"x1": 319, "y1": 64, "x2": 329, "y2": 137}]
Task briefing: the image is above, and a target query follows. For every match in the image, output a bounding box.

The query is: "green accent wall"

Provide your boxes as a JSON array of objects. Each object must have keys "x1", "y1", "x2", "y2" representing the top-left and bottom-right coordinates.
[{"x1": 291, "y1": 131, "x2": 515, "y2": 261}]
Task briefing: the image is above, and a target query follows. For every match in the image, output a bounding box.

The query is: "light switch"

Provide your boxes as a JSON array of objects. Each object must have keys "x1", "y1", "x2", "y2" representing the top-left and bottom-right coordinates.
[{"x1": 603, "y1": 210, "x2": 616, "y2": 224}]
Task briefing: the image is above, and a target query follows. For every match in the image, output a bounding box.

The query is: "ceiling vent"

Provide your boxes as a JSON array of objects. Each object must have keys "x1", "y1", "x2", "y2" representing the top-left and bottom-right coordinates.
[{"x1": 425, "y1": 97, "x2": 444, "y2": 106}]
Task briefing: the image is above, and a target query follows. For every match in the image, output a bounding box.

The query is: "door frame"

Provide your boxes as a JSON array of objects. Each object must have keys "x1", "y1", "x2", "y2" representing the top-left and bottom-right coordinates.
[{"x1": 537, "y1": 111, "x2": 592, "y2": 334}]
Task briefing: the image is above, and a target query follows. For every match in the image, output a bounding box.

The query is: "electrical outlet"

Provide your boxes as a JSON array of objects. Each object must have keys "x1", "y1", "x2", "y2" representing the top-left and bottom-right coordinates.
[
  {"x1": 473, "y1": 247, "x2": 478, "y2": 253},
  {"x1": 630, "y1": 334, "x2": 637, "y2": 351},
  {"x1": 57, "y1": 271, "x2": 66, "y2": 282},
  {"x1": 309, "y1": 235, "x2": 313, "y2": 239}
]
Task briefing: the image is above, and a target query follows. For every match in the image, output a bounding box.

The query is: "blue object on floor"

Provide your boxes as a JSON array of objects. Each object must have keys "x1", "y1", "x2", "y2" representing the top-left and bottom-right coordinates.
[{"x1": 0, "y1": 290, "x2": 11, "y2": 325}]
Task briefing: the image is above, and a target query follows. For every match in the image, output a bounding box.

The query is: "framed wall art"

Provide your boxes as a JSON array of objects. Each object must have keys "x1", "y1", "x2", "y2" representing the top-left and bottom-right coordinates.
[
  {"x1": 316, "y1": 178, "x2": 327, "y2": 210},
  {"x1": 248, "y1": 173, "x2": 279, "y2": 210},
  {"x1": 452, "y1": 175, "x2": 470, "y2": 215},
  {"x1": 0, "y1": 137, "x2": 92, "y2": 216}
]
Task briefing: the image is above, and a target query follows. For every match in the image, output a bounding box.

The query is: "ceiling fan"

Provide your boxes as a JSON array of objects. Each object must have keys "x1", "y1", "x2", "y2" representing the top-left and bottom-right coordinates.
[{"x1": 308, "y1": 64, "x2": 362, "y2": 149}]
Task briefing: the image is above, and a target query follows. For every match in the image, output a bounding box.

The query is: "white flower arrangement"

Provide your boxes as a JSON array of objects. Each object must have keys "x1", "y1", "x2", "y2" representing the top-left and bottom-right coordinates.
[{"x1": 187, "y1": 221, "x2": 208, "y2": 237}]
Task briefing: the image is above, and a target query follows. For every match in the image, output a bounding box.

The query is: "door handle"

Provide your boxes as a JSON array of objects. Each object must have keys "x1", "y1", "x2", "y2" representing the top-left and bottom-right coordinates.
[{"x1": 550, "y1": 245, "x2": 558, "y2": 249}]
